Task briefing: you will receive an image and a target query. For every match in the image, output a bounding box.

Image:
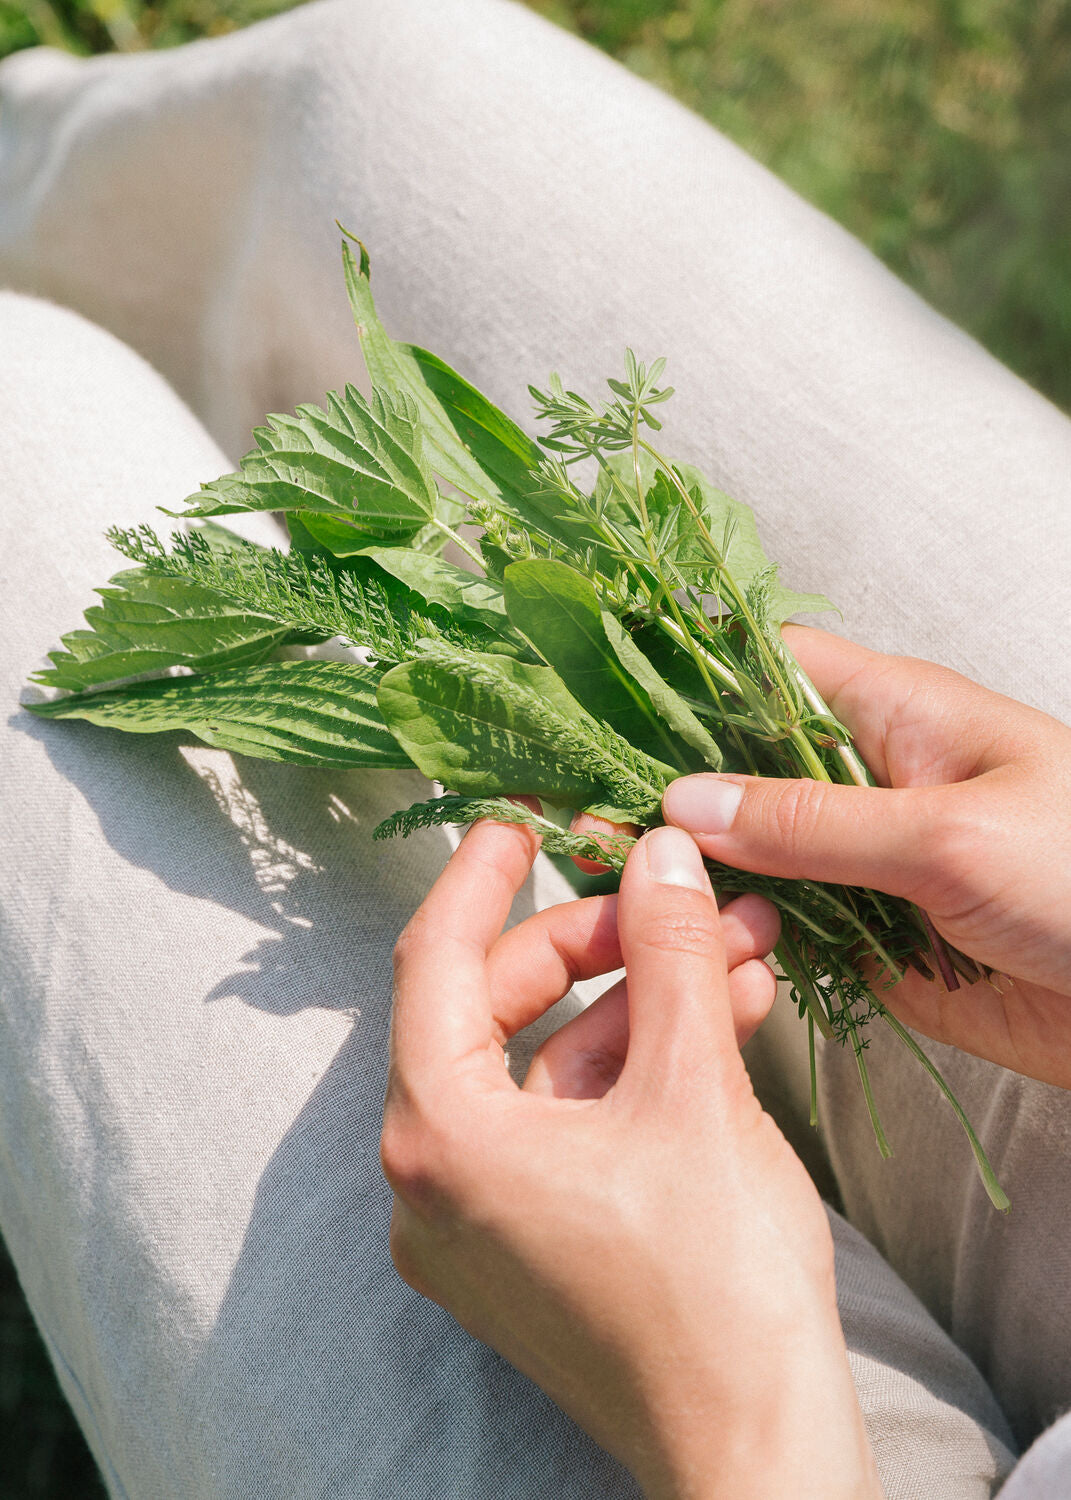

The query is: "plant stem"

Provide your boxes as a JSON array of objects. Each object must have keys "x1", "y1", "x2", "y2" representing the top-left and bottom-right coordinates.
[
  {"x1": 432, "y1": 519, "x2": 487, "y2": 571},
  {"x1": 774, "y1": 938, "x2": 834, "y2": 1040},
  {"x1": 808, "y1": 1012, "x2": 818, "y2": 1128},
  {"x1": 879, "y1": 1010, "x2": 1009, "y2": 1211},
  {"x1": 777, "y1": 639, "x2": 874, "y2": 788}
]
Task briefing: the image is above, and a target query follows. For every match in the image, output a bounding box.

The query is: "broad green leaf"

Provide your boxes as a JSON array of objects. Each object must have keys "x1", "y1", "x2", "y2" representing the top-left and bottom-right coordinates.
[
  {"x1": 33, "y1": 568, "x2": 288, "y2": 691},
  {"x1": 287, "y1": 503, "x2": 468, "y2": 561},
  {"x1": 286, "y1": 510, "x2": 391, "y2": 557},
  {"x1": 503, "y1": 558, "x2": 719, "y2": 771},
  {"x1": 599, "y1": 610, "x2": 722, "y2": 770},
  {"x1": 343, "y1": 239, "x2": 575, "y2": 547},
  {"x1": 377, "y1": 645, "x2": 672, "y2": 819},
  {"x1": 343, "y1": 239, "x2": 539, "y2": 513},
  {"x1": 173, "y1": 385, "x2": 439, "y2": 538},
  {"x1": 363, "y1": 548, "x2": 512, "y2": 635},
  {"x1": 678, "y1": 466, "x2": 836, "y2": 624},
  {"x1": 377, "y1": 650, "x2": 603, "y2": 805},
  {"x1": 28, "y1": 661, "x2": 410, "y2": 769}
]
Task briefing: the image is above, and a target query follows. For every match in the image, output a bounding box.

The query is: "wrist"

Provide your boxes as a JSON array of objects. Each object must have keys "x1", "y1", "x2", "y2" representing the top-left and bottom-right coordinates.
[{"x1": 630, "y1": 1309, "x2": 881, "y2": 1500}]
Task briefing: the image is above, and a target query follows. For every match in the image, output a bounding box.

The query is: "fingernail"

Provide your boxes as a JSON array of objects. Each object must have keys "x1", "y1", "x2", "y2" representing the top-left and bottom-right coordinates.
[
  {"x1": 643, "y1": 826, "x2": 710, "y2": 892},
  {"x1": 663, "y1": 775, "x2": 744, "y2": 835}
]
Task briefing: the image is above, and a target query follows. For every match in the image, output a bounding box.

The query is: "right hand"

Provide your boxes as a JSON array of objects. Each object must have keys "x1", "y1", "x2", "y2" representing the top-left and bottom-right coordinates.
[{"x1": 662, "y1": 626, "x2": 1071, "y2": 1089}]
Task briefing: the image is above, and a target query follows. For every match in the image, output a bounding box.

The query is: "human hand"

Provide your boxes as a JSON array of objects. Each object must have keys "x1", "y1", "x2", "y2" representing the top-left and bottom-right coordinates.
[
  {"x1": 382, "y1": 820, "x2": 880, "y2": 1500},
  {"x1": 663, "y1": 626, "x2": 1071, "y2": 1089}
]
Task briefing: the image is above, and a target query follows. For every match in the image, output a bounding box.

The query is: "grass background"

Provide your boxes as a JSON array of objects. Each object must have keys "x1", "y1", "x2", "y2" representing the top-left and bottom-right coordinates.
[{"x1": 1, "y1": 0, "x2": 1068, "y2": 1493}]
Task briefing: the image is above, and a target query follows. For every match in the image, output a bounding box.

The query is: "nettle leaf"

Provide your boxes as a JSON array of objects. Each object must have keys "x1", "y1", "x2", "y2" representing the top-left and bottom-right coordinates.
[
  {"x1": 28, "y1": 661, "x2": 410, "y2": 770},
  {"x1": 362, "y1": 548, "x2": 515, "y2": 639},
  {"x1": 286, "y1": 501, "x2": 467, "y2": 561},
  {"x1": 343, "y1": 239, "x2": 539, "y2": 509},
  {"x1": 679, "y1": 466, "x2": 836, "y2": 624},
  {"x1": 377, "y1": 643, "x2": 673, "y2": 820},
  {"x1": 174, "y1": 385, "x2": 439, "y2": 539},
  {"x1": 503, "y1": 559, "x2": 720, "y2": 772},
  {"x1": 32, "y1": 568, "x2": 288, "y2": 691},
  {"x1": 342, "y1": 239, "x2": 576, "y2": 546},
  {"x1": 286, "y1": 510, "x2": 394, "y2": 557}
]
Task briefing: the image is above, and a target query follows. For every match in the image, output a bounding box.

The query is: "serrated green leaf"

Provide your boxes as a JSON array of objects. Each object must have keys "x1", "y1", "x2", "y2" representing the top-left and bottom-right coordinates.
[
  {"x1": 286, "y1": 503, "x2": 468, "y2": 561},
  {"x1": 343, "y1": 240, "x2": 539, "y2": 512},
  {"x1": 377, "y1": 644, "x2": 673, "y2": 818},
  {"x1": 286, "y1": 510, "x2": 392, "y2": 557},
  {"x1": 33, "y1": 568, "x2": 288, "y2": 691},
  {"x1": 376, "y1": 650, "x2": 605, "y2": 805},
  {"x1": 342, "y1": 240, "x2": 575, "y2": 548},
  {"x1": 28, "y1": 661, "x2": 410, "y2": 769},
  {"x1": 363, "y1": 548, "x2": 513, "y2": 636},
  {"x1": 173, "y1": 385, "x2": 439, "y2": 538},
  {"x1": 679, "y1": 465, "x2": 836, "y2": 624},
  {"x1": 503, "y1": 558, "x2": 719, "y2": 772}
]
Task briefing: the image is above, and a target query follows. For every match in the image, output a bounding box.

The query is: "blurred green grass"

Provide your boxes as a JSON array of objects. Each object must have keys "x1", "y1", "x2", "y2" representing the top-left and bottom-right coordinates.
[
  {"x1": 0, "y1": 0, "x2": 1068, "y2": 1494},
  {"x1": 3, "y1": 0, "x2": 1069, "y2": 411}
]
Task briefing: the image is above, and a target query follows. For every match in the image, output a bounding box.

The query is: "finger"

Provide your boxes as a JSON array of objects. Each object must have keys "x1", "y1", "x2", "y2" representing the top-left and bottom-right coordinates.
[
  {"x1": 614, "y1": 825, "x2": 744, "y2": 1097},
  {"x1": 662, "y1": 770, "x2": 982, "y2": 909},
  {"x1": 523, "y1": 977, "x2": 629, "y2": 1099},
  {"x1": 782, "y1": 625, "x2": 1025, "y2": 785},
  {"x1": 728, "y1": 958, "x2": 780, "y2": 1045},
  {"x1": 485, "y1": 893, "x2": 622, "y2": 1041},
  {"x1": 487, "y1": 890, "x2": 780, "y2": 1041},
  {"x1": 390, "y1": 819, "x2": 540, "y2": 1092},
  {"x1": 523, "y1": 954, "x2": 778, "y2": 1100},
  {"x1": 569, "y1": 811, "x2": 639, "y2": 875}
]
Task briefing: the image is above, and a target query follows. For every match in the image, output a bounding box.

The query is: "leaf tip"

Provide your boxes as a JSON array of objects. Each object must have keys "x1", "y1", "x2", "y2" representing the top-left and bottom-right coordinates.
[{"x1": 337, "y1": 221, "x2": 371, "y2": 280}]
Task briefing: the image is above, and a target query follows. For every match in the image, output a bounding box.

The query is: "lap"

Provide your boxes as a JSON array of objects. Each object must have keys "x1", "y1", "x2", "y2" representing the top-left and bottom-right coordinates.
[
  {"x1": 3, "y1": 0, "x2": 1070, "y2": 1473},
  {"x1": 0, "y1": 287, "x2": 1021, "y2": 1498}
]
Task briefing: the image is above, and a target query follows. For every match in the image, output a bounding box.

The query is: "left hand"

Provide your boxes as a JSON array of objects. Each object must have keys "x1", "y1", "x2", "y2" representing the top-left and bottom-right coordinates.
[{"x1": 381, "y1": 820, "x2": 880, "y2": 1500}]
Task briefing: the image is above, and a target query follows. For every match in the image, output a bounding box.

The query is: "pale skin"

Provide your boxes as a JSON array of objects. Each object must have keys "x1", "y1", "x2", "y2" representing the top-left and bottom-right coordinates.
[{"x1": 382, "y1": 625, "x2": 1071, "y2": 1496}]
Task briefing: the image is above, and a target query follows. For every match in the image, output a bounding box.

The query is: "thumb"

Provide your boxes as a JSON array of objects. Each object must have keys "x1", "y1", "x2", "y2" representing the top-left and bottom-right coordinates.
[
  {"x1": 614, "y1": 826, "x2": 745, "y2": 1102},
  {"x1": 662, "y1": 772, "x2": 956, "y2": 907}
]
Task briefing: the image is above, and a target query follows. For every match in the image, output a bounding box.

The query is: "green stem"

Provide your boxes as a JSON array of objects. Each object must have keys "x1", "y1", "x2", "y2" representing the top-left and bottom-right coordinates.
[
  {"x1": 653, "y1": 615, "x2": 742, "y2": 696},
  {"x1": 787, "y1": 723, "x2": 834, "y2": 783},
  {"x1": 775, "y1": 636, "x2": 874, "y2": 788},
  {"x1": 638, "y1": 438, "x2": 799, "y2": 708},
  {"x1": 803, "y1": 885, "x2": 906, "y2": 984},
  {"x1": 879, "y1": 1010, "x2": 1010, "y2": 1211},
  {"x1": 432, "y1": 519, "x2": 487, "y2": 571},
  {"x1": 774, "y1": 938, "x2": 834, "y2": 1041},
  {"x1": 848, "y1": 1026, "x2": 893, "y2": 1158},
  {"x1": 808, "y1": 1012, "x2": 818, "y2": 1129}
]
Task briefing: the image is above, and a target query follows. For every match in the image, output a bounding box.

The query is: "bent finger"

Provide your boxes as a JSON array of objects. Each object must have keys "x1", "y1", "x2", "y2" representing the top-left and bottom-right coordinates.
[
  {"x1": 390, "y1": 819, "x2": 541, "y2": 1093},
  {"x1": 523, "y1": 952, "x2": 778, "y2": 1100},
  {"x1": 488, "y1": 890, "x2": 780, "y2": 1041}
]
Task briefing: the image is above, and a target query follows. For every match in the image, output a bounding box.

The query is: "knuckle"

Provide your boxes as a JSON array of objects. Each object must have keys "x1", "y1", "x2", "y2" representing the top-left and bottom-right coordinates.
[
  {"x1": 392, "y1": 910, "x2": 432, "y2": 971},
  {"x1": 926, "y1": 799, "x2": 989, "y2": 907},
  {"x1": 768, "y1": 779, "x2": 825, "y2": 854},
  {"x1": 379, "y1": 1115, "x2": 426, "y2": 1198},
  {"x1": 380, "y1": 1112, "x2": 445, "y2": 1206},
  {"x1": 388, "y1": 1208, "x2": 434, "y2": 1299},
  {"x1": 638, "y1": 899, "x2": 720, "y2": 957}
]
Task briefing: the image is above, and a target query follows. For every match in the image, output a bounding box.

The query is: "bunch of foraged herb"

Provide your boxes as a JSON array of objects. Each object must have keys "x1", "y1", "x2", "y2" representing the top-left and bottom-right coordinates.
[{"x1": 27, "y1": 235, "x2": 1007, "y2": 1209}]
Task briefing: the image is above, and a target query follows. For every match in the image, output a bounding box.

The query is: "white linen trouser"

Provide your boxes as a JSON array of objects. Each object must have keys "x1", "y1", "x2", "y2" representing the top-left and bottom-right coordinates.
[{"x1": 2, "y1": 1, "x2": 1070, "y2": 1494}]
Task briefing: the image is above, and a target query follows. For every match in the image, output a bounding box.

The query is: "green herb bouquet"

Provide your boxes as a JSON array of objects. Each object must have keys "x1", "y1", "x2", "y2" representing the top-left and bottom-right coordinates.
[{"x1": 27, "y1": 236, "x2": 1008, "y2": 1209}]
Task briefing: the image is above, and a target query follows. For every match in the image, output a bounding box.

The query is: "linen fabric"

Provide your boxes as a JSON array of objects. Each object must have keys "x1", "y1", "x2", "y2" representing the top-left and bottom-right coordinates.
[{"x1": 1, "y1": 0, "x2": 1069, "y2": 1492}]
